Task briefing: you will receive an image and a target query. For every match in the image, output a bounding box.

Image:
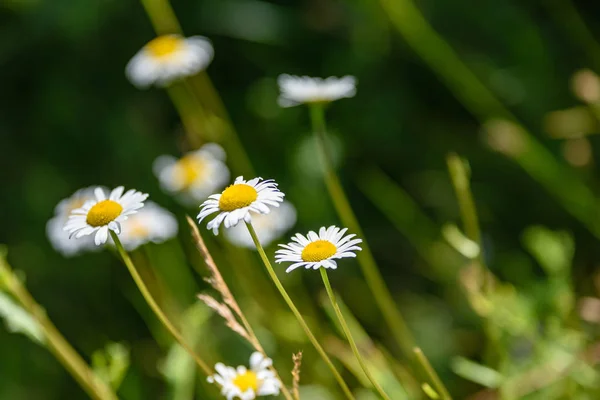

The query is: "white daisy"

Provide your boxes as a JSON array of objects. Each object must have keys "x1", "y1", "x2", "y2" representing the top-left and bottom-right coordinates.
[
  {"x1": 197, "y1": 176, "x2": 285, "y2": 235},
  {"x1": 277, "y1": 74, "x2": 356, "y2": 107},
  {"x1": 224, "y1": 200, "x2": 296, "y2": 249},
  {"x1": 275, "y1": 226, "x2": 362, "y2": 273},
  {"x1": 207, "y1": 352, "x2": 281, "y2": 400},
  {"x1": 118, "y1": 201, "x2": 178, "y2": 251},
  {"x1": 46, "y1": 187, "x2": 100, "y2": 256},
  {"x1": 126, "y1": 34, "x2": 214, "y2": 88},
  {"x1": 153, "y1": 143, "x2": 230, "y2": 205},
  {"x1": 64, "y1": 187, "x2": 149, "y2": 246}
]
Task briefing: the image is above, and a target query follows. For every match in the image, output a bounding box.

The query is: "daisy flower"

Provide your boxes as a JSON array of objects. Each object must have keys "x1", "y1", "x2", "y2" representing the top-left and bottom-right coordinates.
[
  {"x1": 197, "y1": 176, "x2": 284, "y2": 234},
  {"x1": 153, "y1": 143, "x2": 230, "y2": 205},
  {"x1": 118, "y1": 201, "x2": 178, "y2": 251},
  {"x1": 126, "y1": 34, "x2": 214, "y2": 88},
  {"x1": 277, "y1": 74, "x2": 356, "y2": 107},
  {"x1": 64, "y1": 186, "x2": 148, "y2": 246},
  {"x1": 46, "y1": 187, "x2": 100, "y2": 256},
  {"x1": 207, "y1": 352, "x2": 281, "y2": 400},
  {"x1": 224, "y1": 200, "x2": 296, "y2": 249},
  {"x1": 275, "y1": 226, "x2": 362, "y2": 273}
]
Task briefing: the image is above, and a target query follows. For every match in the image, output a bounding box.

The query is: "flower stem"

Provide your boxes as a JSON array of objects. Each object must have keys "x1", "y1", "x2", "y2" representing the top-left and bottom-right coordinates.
[
  {"x1": 320, "y1": 268, "x2": 391, "y2": 400},
  {"x1": 0, "y1": 254, "x2": 118, "y2": 400},
  {"x1": 413, "y1": 347, "x2": 452, "y2": 400},
  {"x1": 445, "y1": 153, "x2": 490, "y2": 293},
  {"x1": 109, "y1": 232, "x2": 212, "y2": 376},
  {"x1": 245, "y1": 222, "x2": 356, "y2": 400},
  {"x1": 309, "y1": 104, "x2": 414, "y2": 357}
]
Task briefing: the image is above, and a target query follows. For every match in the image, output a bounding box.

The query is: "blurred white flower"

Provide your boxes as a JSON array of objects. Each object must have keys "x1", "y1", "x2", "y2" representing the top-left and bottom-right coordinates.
[
  {"x1": 118, "y1": 201, "x2": 178, "y2": 251},
  {"x1": 208, "y1": 352, "x2": 281, "y2": 400},
  {"x1": 64, "y1": 187, "x2": 148, "y2": 246},
  {"x1": 126, "y1": 34, "x2": 213, "y2": 88},
  {"x1": 198, "y1": 176, "x2": 285, "y2": 235},
  {"x1": 46, "y1": 187, "x2": 100, "y2": 256},
  {"x1": 224, "y1": 200, "x2": 296, "y2": 249},
  {"x1": 153, "y1": 143, "x2": 230, "y2": 205},
  {"x1": 275, "y1": 226, "x2": 362, "y2": 273},
  {"x1": 277, "y1": 75, "x2": 356, "y2": 107}
]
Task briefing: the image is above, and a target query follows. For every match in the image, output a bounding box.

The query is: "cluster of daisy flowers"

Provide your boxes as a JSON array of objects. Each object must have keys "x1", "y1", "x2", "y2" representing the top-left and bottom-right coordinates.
[{"x1": 43, "y1": 31, "x2": 362, "y2": 400}]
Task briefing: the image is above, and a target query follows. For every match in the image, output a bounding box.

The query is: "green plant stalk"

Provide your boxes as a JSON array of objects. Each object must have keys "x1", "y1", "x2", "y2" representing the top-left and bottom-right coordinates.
[
  {"x1": 445, "y1": 153, "x2": 489, "y2": 293},
  {"x1": 110, "y1": 232, "x2": 212, "y2": 376},
  {"x1": 413, "y1": 348, "x2": 452, "y2": 400},
  {"x1": 0, "y1": 257, "x2": 118, "y2": 400},
  {"x1": 377, "y1": 0, "x2": 600, "y2": 240},
  {"x1": 309, "y1": 104, "x2": 414, "y2": 357},
  {"x1": 320, "y1": 268, "x2": 391, "y2": 400},
  {"x1": 245, "y1": 222, "x2": 356, "y2": 400}
]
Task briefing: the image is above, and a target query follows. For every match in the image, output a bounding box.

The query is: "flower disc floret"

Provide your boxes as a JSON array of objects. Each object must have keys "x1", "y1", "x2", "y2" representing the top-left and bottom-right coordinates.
[
  {"x1": 301, "y1": 240, "x2": 337, "y2": 262},
  {"x1": 86, "y1": 200, "x2": 123, "y2": 227},
  {"x1": 64, "y1": 186, "x2": 148, "y2": 246},
  {"x1": 126, "y1": 34, "x2": 214, "y2": 88},
  {"x1": 153, "y1": 143, "x2": 230, "y2": 205},
  {"x1": 146, "y1": 35, "x2": 183, "y2": 58},
  {"x1": 276, "y1": 226, "x2": 363, "y2": 273},
  {"x1": 219, "y1": 184, "x2": 258, "y2": 211},
  {"x1": 197, "y1": 176, "x2": 284, "y2": 235},
  {"x1": 233, "y1": 370, "x2": 259, "y2": 392},
  {"x1": 207, "y1": 352, "x2": 280, "y2": 399}
]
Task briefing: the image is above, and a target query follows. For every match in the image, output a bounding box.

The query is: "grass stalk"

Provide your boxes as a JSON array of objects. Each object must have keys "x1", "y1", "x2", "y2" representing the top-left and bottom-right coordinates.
[
  {"x1": 413, "y1": 348, "x2": 453, "y2": 400},
  {"x1": 320, "y1": 268, "x2": 391, "y2": 400}
]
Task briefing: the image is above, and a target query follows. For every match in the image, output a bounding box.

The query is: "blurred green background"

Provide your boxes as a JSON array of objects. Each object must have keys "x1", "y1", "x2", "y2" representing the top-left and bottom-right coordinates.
[{"x1": 3, "y1": 0, "x2": 600, "y2": 399}]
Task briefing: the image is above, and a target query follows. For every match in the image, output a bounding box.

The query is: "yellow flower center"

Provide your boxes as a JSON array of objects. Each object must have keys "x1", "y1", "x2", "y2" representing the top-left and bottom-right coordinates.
[
  {"x1": 219, "y1": 184, "x2": 258, "y2": 212},
  {"x1": 232, "y1": 370, "x2": 259, "y2": 393},
  {"x1": 146, "y1": 35, "x2": 183, "y2": 58},
  {"x1": 86, "y1": 200, "x2": 123, "y2": 227},
  {"x1": 175, "y1": 155, "x2": 205, "y2": 189},
  {"x1": 301, "y1": 240, "x2": 337, "y2": 262}
]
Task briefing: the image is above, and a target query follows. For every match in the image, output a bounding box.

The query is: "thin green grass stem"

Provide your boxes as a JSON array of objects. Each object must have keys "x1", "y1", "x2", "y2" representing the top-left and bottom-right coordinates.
[
  {"x1": 109, "y1": 232, "x2": 212, "y2": 376},
  {"x1": 309, "y1": 104, "x2": 414, "y2": 357},
  {"x1": 445, "y1": 153, "x2": 490, "y2": 293},
  {"x1": 320, "y1": 268, "x2": 391, "y2": 400},
  {"x1": 413, "y1": 348, "x2": 452, "y2": 400},
  {"x1": 0, "y1": 255, "x2": 118, "y2": 400},
  {"x1": 245, "y1": 222, "x2": 356, "y2": 400}
]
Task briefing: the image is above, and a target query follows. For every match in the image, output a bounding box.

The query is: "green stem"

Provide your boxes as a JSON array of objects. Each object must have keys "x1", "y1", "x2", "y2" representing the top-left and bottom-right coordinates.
[
  {"x1": 0, "y1": 257, "x2": 118, "y2": 400},
  {"x1": 245, "y1": 222, "x2": 356, "y2": 400},
  {"x1": 320, "y1": 268, "x2": 391, "y2": 400},
  {"x1": 309, "y1": 104, "x2": 414, "y2": 357},
  {"x1": 109, "y1": 232, "x2": 212, "y2": 376},
  {"x1": 139, "y1": 0, "x2": 182, "y2": 35},
  {"x1": 445, "y1": 153, "x2": 490, "y2": 293},
  {"x1": 413, "y1": 348, "x2": 452, "y2": 400}
]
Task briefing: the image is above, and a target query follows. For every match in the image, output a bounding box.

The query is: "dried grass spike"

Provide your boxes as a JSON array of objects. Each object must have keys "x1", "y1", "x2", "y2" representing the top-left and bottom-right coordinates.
[
  {"x1": 197, "y1": 294, "x2": 250, "y2": 342},
  {"x1": 292, "y1": 351, "x2": 303, "y2": 400}
]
